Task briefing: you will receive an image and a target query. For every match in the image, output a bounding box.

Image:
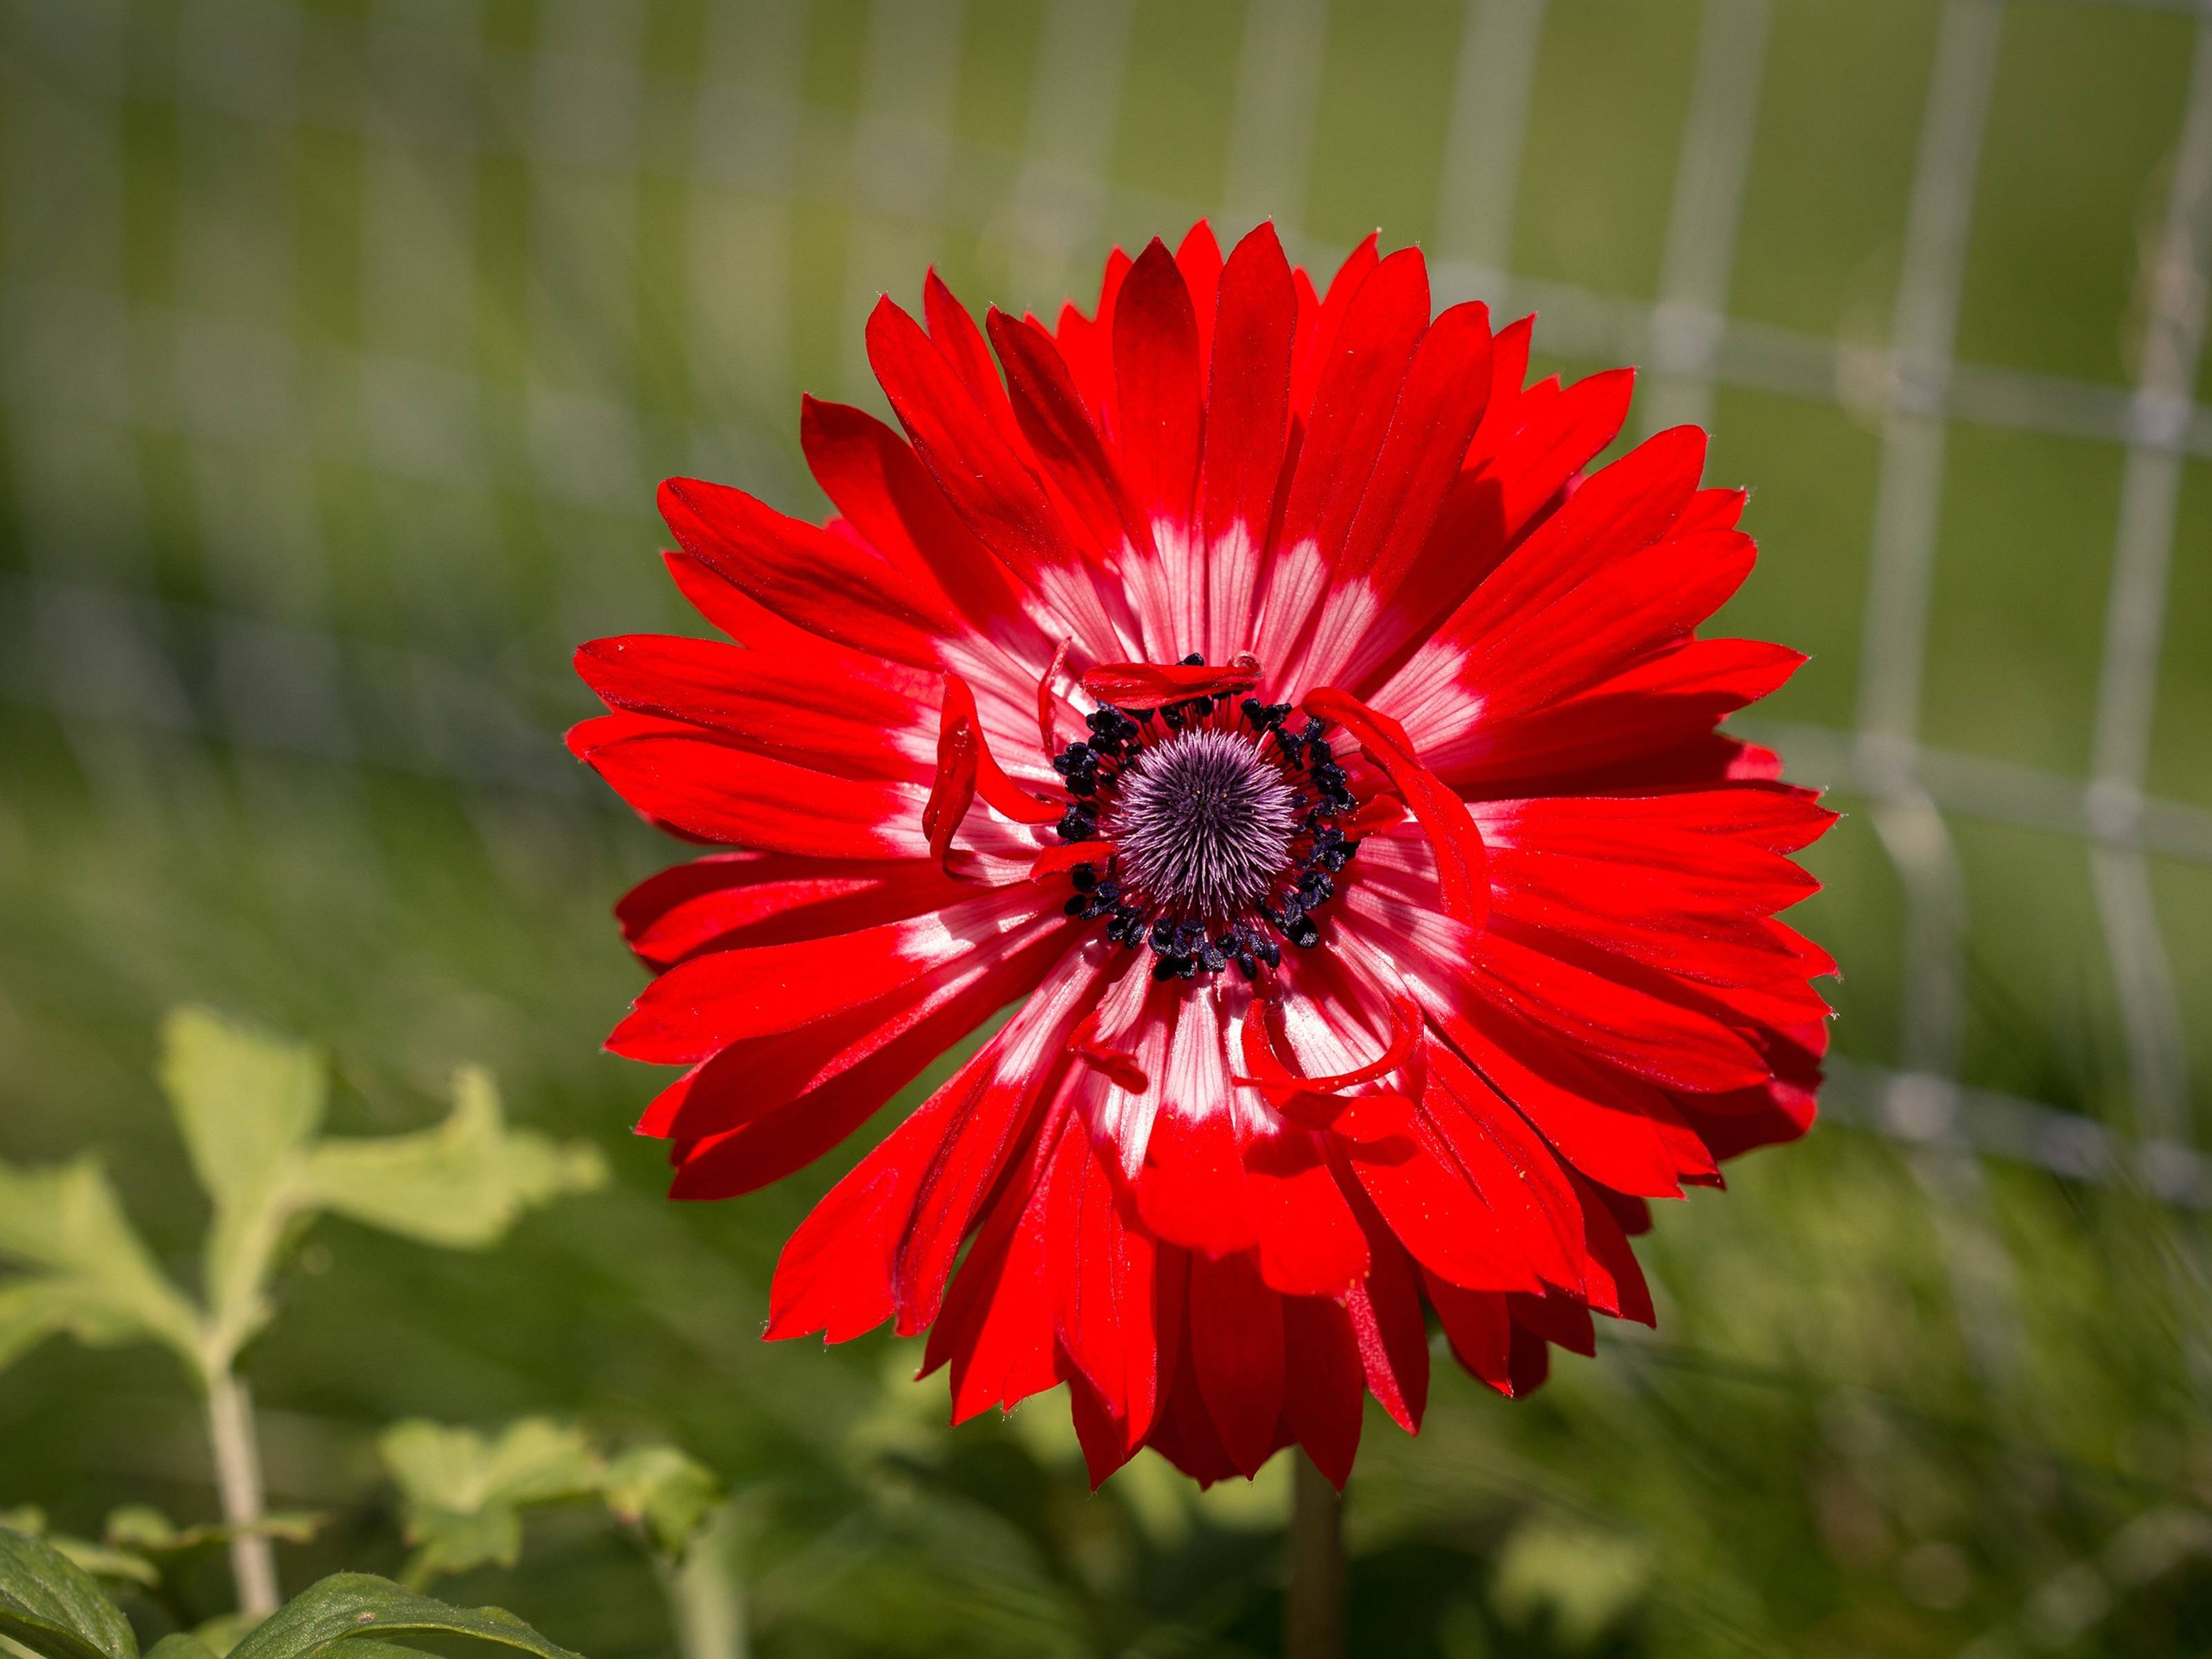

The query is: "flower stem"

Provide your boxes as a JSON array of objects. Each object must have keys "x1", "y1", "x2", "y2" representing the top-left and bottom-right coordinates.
[
  {"x1": 204, "y1": 1365, "x2": 279, "y2": 1618},
  {"x1": 1285, "y1": 1452, "x2": 1346, "y2": 1659}
]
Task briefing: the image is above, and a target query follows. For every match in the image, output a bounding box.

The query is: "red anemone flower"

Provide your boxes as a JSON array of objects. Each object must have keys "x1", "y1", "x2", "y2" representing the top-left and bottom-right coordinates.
[{"x1": 570, "y1": 222, "x2": 1834, "y2": 1490}]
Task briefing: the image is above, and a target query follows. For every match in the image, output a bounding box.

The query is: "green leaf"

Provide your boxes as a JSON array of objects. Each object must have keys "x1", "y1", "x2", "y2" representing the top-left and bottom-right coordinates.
[
  {"x1": 223, "y1": 1575, "x2": 582, "y2": 1659},
  {"x1": 185, "y1": 1615, "x2": 257, "y2": 1659},
  {"x1": 299, "y1": 1070, "x2": 604, "y2": 1250},
  {"x1": 102, "y1": 1509, "x2": 324, "y2": 1557},
  {"x1": 157, "y1": 1009, "x2": 326, "y2": 1344},
  {"x1": 380, "y1": 1421, "x2": 602, "y2": 1584},
  {"x1": 600, "y1": 1447, "x2": 721, "y2": 1557},
  {"x1": 143, "y1": 1636, "x2": 217, "y2": 1659},
  {"x1": 0, "y1": 1162, "x2": 200, "y2": 1377},
  {"x1": 0, "y1": 1528, "x2": 138, "y2": 1659}
]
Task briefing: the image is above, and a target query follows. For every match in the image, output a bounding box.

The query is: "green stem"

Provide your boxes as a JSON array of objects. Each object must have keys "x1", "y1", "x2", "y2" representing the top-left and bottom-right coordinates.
[
  {"x1": 660, "y1": 1506, "x2": 747, "y2": 1659},
  {"x1": 1285, "y1": 1452, "x2": 1346, "y2": 1659},
  {"x1": 204, "y1": 1365, "x2": 279, "y2": 1618}
]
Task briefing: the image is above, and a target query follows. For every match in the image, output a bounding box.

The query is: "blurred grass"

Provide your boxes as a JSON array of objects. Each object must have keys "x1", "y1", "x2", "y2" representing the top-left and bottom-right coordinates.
[{"x1": 3, "y1": 0, "x2": 2212, "y2": 1654}]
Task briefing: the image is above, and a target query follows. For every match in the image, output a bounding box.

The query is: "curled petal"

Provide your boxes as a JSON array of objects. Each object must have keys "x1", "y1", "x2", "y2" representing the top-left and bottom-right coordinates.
[
  {"x1": 1304, "y1": 686, "x2": 1488, "y2": 928},
  {"x1": 1078, "y1": 660, "x2": 1262, "y2": 709},
  {"x1": 921, "y1": 713, "x2": 977, "y2": 866},
  {"x1": 1071, "y1": 1010, "x2": 1151, "y2": 1093},
  {"x1": 1235, "y1": 993, "x2": 1424, "y2": 1102}
]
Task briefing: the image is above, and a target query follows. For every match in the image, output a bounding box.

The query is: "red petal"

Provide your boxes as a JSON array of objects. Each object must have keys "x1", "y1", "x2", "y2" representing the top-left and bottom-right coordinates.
[
  {"x1": 1138, "y1": 1106, "x2": 1259, "y2": 1255},
  {"x1": 1302, "y1": 686, "x2": 1488, "y2": 928},
  {"x1": 1174, "y1": 221, "x2": 1223, "y2": 371},
  {"x1": 1290, "y1": 232, "x2": 1383, "y2": 415},
  {"x1": 666, "y1": 928, "x2": 1067, "y2": 1199},
  {"x1": 1468, "y1": 923, "x2": 1772, "y2": 1094},
  {"x1": 1423, "y1": 1271, "x2": 1515, "y2": 1395},
  {"x1": 764, "y1": 1076, "x2": 967, "y2": 1342},
  {"x1": 1198, "y1": 223, "x2": 1298, "y2": 655},
  {"x1": 609, "y1": 885, "x2": 1053, "y2": 1063},
  {"x1": 1188, "y1": 1250, "x2": 1286, "y2": 1479},
  {"x1": 1263, "y1": 247, "x2": 1431, "y2": 663},
  {"x1": 576, "y1": 635, "x2": 927, "y2": 783},
  {"x1": 1047, "y1": 1122, "x2": 1160, "y2": 1443},
  {"x1": 928, "y1": 1122, "x2": 1062, "y2": 1422},
  {"x1": 1112, "y1": 240, "x2": 1205, "y2": 529},
  {"x1": 658, "y1": 477, "x2": 951, "y2": 669},
  {"x1": 1282, "y1": 1295, "x2": 1365, "y2": 1489},
  {"x1": 1245, "y1": 1130, "x2": 1370, "y2": 1297},
  {"x1": 1078, "y1": 660, "x2": 1261, "y2": 709},
  {"x1": 921, "y1": 712, "x2": 978, "y2": 865},
  {"x1": 939, "y1": 672, "x2": 1063, "y2": 824},
  {"x1": 1071, "y1": 1009, "x2": 1151, "y2": 1093},
  {"x1": 1235, "y1": 993, "x2": 1423, "y2": 1101},
  {"x1": 615, "y1": 852, "x2": 965, "y2": 970},
  {"x1": 1339, "y1": 1181, "x2": 1429, "y2": 1432},
  {"x1": 798, "y1": 396, "x2": 1029, "y2": 635},
  {"x1": 568, "y1": 712, "x2": 924, "y2": 859},
  {"x1": 1341, "y1": 1112, "x2": 1539, "y2": 1294}
]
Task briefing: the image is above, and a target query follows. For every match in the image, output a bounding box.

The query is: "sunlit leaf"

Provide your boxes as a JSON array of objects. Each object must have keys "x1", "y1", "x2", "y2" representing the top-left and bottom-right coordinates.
[
  {"x1": 157, "y1": 1009, "x2": 325, "y2": 1340},
  {"x1": 223, "y1": 1575, "x2": 582, "y2": 1659},
  {"x1": 0, "y1": 1162, "x2": 201, "y2": 1376},
  {"x1": 0, "y1": 1528, "x2": 138, "y2": 1659},
  {"x1": 381, "y1": 1421, "x2": 602, "y2": 1584},
  {"x1": 102, "y1": 1509, "x2": 324, "y2": 1557},
  {"x1": 600, "y1": 1447, "x2": 721, "y2": 1558},
  {"x1": 301, "y1": 1070, "x2": 605, "y2": 1250}
]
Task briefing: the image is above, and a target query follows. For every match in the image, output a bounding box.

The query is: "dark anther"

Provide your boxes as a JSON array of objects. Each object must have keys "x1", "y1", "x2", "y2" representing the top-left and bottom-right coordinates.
[
  {"x1": 1056, "y1": 807, "x2": 1096, "y2": 841},
  {"x1": 1284, "y1": 912, "x2": 1321, "y2": 948},
  {"x1": 1071, "y1": 864, "x2": 1097, "y2": 891},
  {"x1": 1180, "y1": 653, "x2": 1205, "y2": 666}
]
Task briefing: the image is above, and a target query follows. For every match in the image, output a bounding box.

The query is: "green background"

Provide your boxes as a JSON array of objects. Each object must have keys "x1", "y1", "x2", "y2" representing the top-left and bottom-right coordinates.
[{"x1": 6, "y1": 0, "x2": 2212, "y2": 1652}]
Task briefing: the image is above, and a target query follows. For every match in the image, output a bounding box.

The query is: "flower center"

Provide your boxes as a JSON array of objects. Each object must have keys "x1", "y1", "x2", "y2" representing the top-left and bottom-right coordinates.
[
  {"x1": 1049, "y1": 663, "x2": 1363, "y2": 982},
  {"x1": 1110, "y1": 729, "x2": 1298, "y2": 919}
]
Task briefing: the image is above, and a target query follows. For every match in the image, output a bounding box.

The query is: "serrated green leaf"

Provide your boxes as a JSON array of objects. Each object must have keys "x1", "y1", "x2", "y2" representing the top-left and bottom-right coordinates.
[
  {"x1": 0, "y1": 1528, "x2": 138, "y2": 1659},
  {"x1": 600, "y1": 1447, "x2": 721, "y2": 1557},
  {"x1": 382, "y1": 1420, "x2": 601, "y2": 1514},
  {"x1": 223, "y1": 1575, "x2": 582, "y2": 1659},
  {"x1": 380, "y1": 1421, "x2": 601, "y2": 1584},
  {"x1": 395, "y1": 1507, "x2": 522, "y2": 1588},
  {"x1": 0, "y1": 1163, "x2": 200, "y2": 1376},
  {"x1": 299, "y1": 1070, "x2": 603, "y2": 1250},
  {"x1": 157, "y1": 1009, "x2": 326, "y2": 1347}
]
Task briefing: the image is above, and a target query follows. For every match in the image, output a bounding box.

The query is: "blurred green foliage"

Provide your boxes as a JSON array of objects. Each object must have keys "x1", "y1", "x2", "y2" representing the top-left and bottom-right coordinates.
[{"x1": 3, "y1": 0, "x2": 2212, "y2": 1654}]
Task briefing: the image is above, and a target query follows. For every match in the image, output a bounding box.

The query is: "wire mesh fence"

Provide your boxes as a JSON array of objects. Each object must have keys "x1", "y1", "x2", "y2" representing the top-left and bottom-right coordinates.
[
  {"x1": 6, "y1": 0, "x2": 2206, "y2": 1172},
  {"x1": 6, "y1": 0, "x2": 2212, "y2": 1644}
]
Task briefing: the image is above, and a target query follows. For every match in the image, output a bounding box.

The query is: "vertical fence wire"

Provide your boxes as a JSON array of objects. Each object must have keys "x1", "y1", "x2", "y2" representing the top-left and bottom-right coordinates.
[{"x1": 1852, "y1": 0, "x2": 2034, "y2": 1401}]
